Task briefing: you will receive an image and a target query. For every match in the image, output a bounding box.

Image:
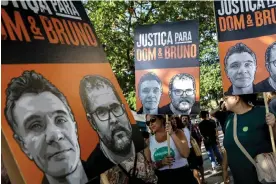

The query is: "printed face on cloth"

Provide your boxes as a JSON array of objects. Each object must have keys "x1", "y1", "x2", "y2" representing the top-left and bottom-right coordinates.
[
  {"x1": 225, "y1": 52, "x2": 256, "y2": 88},
  {"x1": 139, "y1": 80, "x2": 162, "y2": 111},
  {"x1": 13, "y1": 92, "x2": 80, "y2": 177},
  {"x1": 170, "y1": 76, "x2": 195, "y2": 112},
  {"x1": 266, "y1": 45, "x2": 276, "y2": 81},
  {"x1": 85, "y1": 84, "x2": 133, "y2": 156}
]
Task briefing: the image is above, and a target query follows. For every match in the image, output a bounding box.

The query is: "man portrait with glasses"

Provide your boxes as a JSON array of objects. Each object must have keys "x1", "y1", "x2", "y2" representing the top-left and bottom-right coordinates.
[
  {"x1": 256, "y1": 42, "x2": 276, "y2": 91},
  {"x1": 224, "y1": 43, "x2": 257, "y2": 95},
  {"x1": 79, "y1": 75, "x2": 144, "y2": 182},
  {"x1": 137, "y1": 72, "x2": 162, "y2": 114},
  {"x1": 160, "y1": 73, "x2": 199, "y2": 115}
]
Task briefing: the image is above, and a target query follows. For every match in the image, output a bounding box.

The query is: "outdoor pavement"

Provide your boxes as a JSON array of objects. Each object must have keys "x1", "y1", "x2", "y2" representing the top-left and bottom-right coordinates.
[{"x1": 200, "y1": 131, "x2": 234, "y2": 184}]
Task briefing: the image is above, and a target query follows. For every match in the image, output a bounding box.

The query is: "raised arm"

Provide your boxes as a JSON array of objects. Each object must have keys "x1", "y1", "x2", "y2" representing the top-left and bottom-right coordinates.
[{"x1": 166, "y1": 122, "x2": 190, "y2": 158}]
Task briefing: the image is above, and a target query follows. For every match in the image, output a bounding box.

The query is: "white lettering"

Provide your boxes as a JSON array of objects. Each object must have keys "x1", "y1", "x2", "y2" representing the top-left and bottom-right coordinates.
[
  {"x1": 50, "y1": 0, "x2": 58, "y2": 12},
  {"x1": 38, "y1": 1, "x2": 52, "y2": 15},
  {"x1": 57, "y1": 1, "x2": 67, "y2": 14},
  {"x1": 69, "y1": 0, "x2": 80, "y2": 17},
  {"x1": 26, "y1": 1, "x2": 39, "y2": 14}
]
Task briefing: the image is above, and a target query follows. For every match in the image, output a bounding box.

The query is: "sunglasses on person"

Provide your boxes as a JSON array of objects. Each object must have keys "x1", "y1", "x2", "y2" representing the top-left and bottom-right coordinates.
[{"x1": 146, "y1": 117, "x2": 157, "y2": 126}]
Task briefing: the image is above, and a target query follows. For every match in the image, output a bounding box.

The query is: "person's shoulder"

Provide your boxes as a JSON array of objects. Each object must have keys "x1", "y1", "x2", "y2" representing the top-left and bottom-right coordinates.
[
  {"x1": 191, "y1": 101, "x2": 200, "y2": 114},
  {"x1": 85, "y1": 144, "x2": 114, "y2": 180},
  {"x1": 41, "y1": 175, "x2": 49, "y2": 184},
  {"x1": 224, "y1": 113, "x2": 234, "y2": 129},
  {"x1": 198, "y1": 120, "x2": 204, "y2": 127},
  {"x1": 251, "y1": 106, "x2": 266, "y2": 116},
  {"x1": 182, "y1": 127, "x2": 189, "y2": 133},
  {"x1": 224, "y1": 85, "x2": 233, "y2": 95},
  {"x1": 226, "y1": 113, "x2": 234, "y2": 121},
  {"x1": 255, "y1": 78, "x2": 273, "y2": 92},
  {"x1": 253, "y1": 105, "x2": 265, "y2": 112},
  {"x1": 159, "y1": 104, "x2": 171, "y2": 114}
]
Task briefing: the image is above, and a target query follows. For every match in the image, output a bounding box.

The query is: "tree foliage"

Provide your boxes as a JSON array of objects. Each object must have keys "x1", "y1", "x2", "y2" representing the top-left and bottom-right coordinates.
[{"x1": 85, "y1": 1, "x2": 222, "y2": 111}]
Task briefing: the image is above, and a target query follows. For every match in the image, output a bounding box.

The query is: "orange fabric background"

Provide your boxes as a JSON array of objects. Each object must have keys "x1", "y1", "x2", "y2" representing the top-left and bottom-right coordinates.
[
  {"x1": 1, "y1": 63, "x2": 135, "y2": 184},
  {"x1": 218, "y1": 34, "x2": 276, "y2": 93},
  {"x1": 135, "y1": 67, "x2": 200, "y2": 111}
]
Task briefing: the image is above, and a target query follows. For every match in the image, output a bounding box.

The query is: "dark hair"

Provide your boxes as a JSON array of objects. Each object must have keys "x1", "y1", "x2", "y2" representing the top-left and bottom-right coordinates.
[
  {"x1": 200, "y1": 111, "x2": 209, "y2": 119},
  {"x1": 238, "y1": 94, "x2": 257, "y2": 106},
  {"x1": 174, "y1": 116, "x2": 184, "y2": 129},
  {"x1": 145, "y1": 114, "x2": 166, "y2": 126},
  {"x1": 265, "y1": 42, "x2": 276, "y2": 64},
  {"x1": 169, "y1": 73, "x2": 196, "y2": 92},
  {"x1": 224, "y1": 43, "x2": 256, "y2": 67},
  {"x1": 138, "y1": 72, "x2": 162, "y2": 95},
  {"x1": 180, "y1": 115, "x2": 190, "y2": 122},
  {"x1": 79, "y1": 75, "x2": 121, "y2": 112},
  {"x1": 4, "y1": 70, "x2": 75, "y2": 133}
]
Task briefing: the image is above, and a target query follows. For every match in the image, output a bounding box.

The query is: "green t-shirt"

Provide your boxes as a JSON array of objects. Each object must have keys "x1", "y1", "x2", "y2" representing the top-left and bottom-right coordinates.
[{"x1": 223, "y1": 106, "x2": 273, "y2": 184}]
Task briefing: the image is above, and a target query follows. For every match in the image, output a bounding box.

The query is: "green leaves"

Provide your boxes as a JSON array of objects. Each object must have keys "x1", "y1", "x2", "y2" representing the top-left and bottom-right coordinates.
[{"x1": 85, "y1": 1, "x2": 222, "y2": 111}]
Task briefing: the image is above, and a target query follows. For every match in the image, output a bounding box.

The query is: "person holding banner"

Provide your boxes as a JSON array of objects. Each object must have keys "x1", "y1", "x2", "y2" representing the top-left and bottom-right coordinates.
[
  {"x1": 137, "y1": 72, "x2": 163, "y2": 114},
  {"x1": 256, "y1": 42, "x2": 276, "y2": 91},
  {"x1": 4, "y1": 71, "x2": 88, "y2": 184},
  {"x1": 222, "y1": 94, "x2": 276, "y2": 184},
  {"x1": 160, "y1": 73, "x2": 198, "y2": 115},
  {"x1": 224, "y1": 43, "x2": 258, "y2": 95},
  {"x1": 144, "y1": 115, "x2": 197, "y2": 184}
]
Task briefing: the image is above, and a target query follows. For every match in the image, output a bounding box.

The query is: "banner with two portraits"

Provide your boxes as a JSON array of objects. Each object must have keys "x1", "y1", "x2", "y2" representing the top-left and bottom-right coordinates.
[
  {"x1": 214, "y1": 0, "x2": 276, "y2": 95},
  {"x1": 134, "y1": 20, "x2": 200, "y2": 115},
  {"x1": 1, "y1": 1, "x2": 144, "y2": 184}
]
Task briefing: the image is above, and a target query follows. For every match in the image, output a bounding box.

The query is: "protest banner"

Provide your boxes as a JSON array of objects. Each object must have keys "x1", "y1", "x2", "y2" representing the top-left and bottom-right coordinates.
[
  {"x1": 1, "y1": 1, "x2": 144, "y2": 184},
  {"x1": 214, "y1": 1, "x2": 276, "y2": 167},
  {"x1": 214, "y1": 0, "x2": 276, "y2": 95},
  {"x1": 134, "y1": 20, "x2": 200, "y2": 115}
]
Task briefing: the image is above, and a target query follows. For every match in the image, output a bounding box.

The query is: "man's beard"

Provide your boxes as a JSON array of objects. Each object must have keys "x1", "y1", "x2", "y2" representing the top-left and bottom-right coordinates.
[
  {"x1": 100, "y1": 125, "x2": 132, "y2": 156},
  {"x1": 172, "y1": 97, "x2": 195, "y2": 112},
  {"x1": 183, "y1": 120, "x2": 188, "y2": 127}
]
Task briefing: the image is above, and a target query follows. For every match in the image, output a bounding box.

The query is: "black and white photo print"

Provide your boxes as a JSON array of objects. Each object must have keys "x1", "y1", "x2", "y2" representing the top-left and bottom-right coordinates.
[
  {"x1": 224, "y1": 43, "x2": 257, "y2": 95},
  {"x1": 4, "y1": 70, "x2": 88, "y2": 184},
  {"x1": 160, "y1": 73, "x2": 199, "y2": 115},
  {"x1": 79, "y1": 75, "x2": 144, "y2": 181},
  {"x1": 256, "y1": 42, "x2": 276, "y2": 91},
  {"x1": 137, "y1": 72, "x2": 163, "y2": 114}
]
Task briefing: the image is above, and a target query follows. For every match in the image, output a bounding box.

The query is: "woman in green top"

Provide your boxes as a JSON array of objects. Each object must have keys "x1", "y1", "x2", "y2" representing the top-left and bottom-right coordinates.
[{"x1": 222, "y1": 94, "x2": 276, "y2": 184}]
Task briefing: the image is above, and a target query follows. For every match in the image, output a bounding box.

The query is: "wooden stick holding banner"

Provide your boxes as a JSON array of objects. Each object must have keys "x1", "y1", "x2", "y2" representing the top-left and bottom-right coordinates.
[
  {"x1": 100, "y1": 173, "x2": 110, "y2": 184},
  {"x1": 166, "y1": 115, "x2": 171, "y2": 168},
  {"x1": 263, "y1": 92, "x2": 276, "y2": 153}
]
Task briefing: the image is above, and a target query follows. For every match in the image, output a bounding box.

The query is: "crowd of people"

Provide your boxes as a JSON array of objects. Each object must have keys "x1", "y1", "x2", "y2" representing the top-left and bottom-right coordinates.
[{"x1": 2, "y1": 93, "x2": 276, "y2": 184}]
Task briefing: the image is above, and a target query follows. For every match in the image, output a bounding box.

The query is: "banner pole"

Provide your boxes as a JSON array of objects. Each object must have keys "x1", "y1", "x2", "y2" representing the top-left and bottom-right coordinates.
[
  {"x1": 263, "y1": 92, "x2": 276, "y2": 153},
  {"x1": 166, "y1": 115, "x2": 171, "y2": 168},
  {"x1": 100, "y1": 173, "x2": 110, "y2": 184}
]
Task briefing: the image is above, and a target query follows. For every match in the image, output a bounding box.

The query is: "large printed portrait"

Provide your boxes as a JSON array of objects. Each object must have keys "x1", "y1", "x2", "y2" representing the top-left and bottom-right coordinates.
[
  {"x1": 214, "y1": 0, "x2": 276, "y2": 95},
  {"x1": 2, "y1": 64, "x2": 144, "y2": 184},
  {"x1": 219, "y1": 35, "x2": 276, "y2": 95},
  {"x1": 135, "y1": 68, "x2": 200, "y2": 115}
]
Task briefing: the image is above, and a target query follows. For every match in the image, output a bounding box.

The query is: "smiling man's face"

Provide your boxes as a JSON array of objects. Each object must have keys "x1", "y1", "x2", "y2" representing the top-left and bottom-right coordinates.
[
  {"x1": 13, "y1": 92, "x2": 80, "y2": 177},
  {"x1": 226, "y1": 52, "x2": 256, "y2": 88}
]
